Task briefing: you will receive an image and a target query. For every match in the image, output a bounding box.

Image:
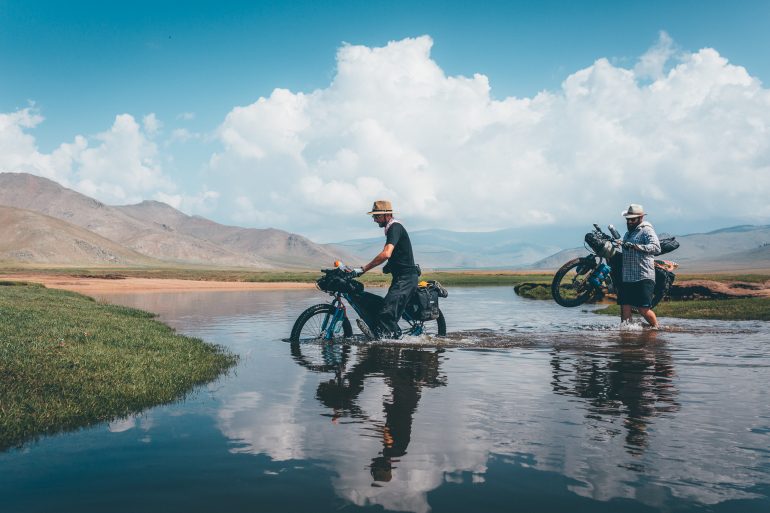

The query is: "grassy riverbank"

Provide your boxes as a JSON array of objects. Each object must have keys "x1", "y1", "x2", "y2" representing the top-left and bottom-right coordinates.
[
  {"x1": 0, "y1": 266, "x2": 553, "y2": 287},
  {"x1": 2, "y1": 265, "x2": 767, "y2": 286},
  {"x1": 593, "y1": 297, "x2": 770, "y2": 321},
  {"x1": 0, "y1": 282, "x2": 237, "y2": 451}
]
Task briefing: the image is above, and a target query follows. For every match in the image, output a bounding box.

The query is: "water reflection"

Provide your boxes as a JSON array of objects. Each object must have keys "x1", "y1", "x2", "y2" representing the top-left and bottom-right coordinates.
[
  {"x1": 4, "y1": 288, "x2": 766, "y2": 513},
  {"x1": 293, "y1": 342, "x2": 446, "y2": 484},
  {"x1": 112, "y1": 290, "x2": 770, "y2": 510},
  {"x1": 550, "y1": 332, "x2": 680, "y2": 456}
]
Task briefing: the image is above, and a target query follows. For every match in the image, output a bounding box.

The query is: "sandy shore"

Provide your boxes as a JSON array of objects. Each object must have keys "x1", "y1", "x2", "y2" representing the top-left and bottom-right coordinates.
[{"x1": 0, "y1": 274, "x2": 315, "y2": 295}]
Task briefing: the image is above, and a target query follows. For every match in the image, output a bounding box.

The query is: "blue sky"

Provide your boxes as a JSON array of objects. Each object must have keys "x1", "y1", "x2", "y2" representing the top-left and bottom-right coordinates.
[{"x1": 2, "y1": 0, "x2": 770, "y2": 240}]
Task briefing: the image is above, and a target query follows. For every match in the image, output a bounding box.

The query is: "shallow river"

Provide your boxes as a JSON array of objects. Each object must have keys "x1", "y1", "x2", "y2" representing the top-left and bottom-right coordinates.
[{"x1": 2, "y1": 287, "x2": 769, "y2": 512}]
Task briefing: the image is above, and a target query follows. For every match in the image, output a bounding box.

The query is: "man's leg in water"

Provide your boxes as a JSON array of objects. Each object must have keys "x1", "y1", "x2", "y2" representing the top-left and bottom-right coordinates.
[
  {"x1": 621, "y1": 304, "x2": 658, "y2": 327},
  {"x1": 637, "y1": 307, "x2": 659, "y2": 328},
  {"x1": 378, "y1": 274, "x2": 418, "y2": 338},
  {"x1": 621, "y1": 304, "x2": 634, "y2": 323}
]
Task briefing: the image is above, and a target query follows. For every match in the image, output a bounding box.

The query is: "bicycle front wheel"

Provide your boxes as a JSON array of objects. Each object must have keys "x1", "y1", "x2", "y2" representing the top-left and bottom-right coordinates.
[
  {"x1": 290, "y1": 304, "x2": 352, "y2": 342},
  {"x1": 551, "y1": 258, "x2": 597, "y2": 307}
]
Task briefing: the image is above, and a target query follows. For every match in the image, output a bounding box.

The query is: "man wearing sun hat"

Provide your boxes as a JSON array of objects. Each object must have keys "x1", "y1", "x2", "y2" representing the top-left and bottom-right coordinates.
[
  {"x1": 618, "y1": 203, "x2": 661, "y2": 328},
  {"x1": 352, "y1": 200, "x2": 418, "y2": 339}
]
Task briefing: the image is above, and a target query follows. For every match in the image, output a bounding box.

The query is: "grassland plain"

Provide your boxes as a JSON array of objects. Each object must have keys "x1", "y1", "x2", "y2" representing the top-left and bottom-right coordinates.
[
  {"x1": 593, "y1": 297, "x2": 770, "y2": 321},
  {"x1": 510, "y1": 271, "x2": 770, "y2": 320},
  {"x1": 1, "y1": 266, "x2": 768, "y2": 320},
  {"x1": 0, "y1": 265, "x2": 554, "y2": 287},
  {"x1": 0, "y1": 281, "x2": 237, "y2": 451}
]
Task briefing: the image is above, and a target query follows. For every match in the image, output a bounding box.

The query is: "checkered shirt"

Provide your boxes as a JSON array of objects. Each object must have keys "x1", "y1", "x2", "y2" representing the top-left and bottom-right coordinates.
[{"x1": 622, "y1": 222, "x2": 660, "y2": 282}]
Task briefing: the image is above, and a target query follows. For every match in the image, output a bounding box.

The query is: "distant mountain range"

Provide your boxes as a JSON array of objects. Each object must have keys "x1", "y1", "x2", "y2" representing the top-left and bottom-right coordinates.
[
  {"x1": 1, "y1": 172, "x2": 768, "y2": 271},
  {"x1": 336, "y1": 225, "x2": 770, "y2": 271},
  {"x1": 0, "y1": 173, "x2": 350, "y2": 268},
  {"x1": 333, "y1": 228, "x2": 561, "y2": 269},
  {"x1": 528, "y1": 225, "x2": 770, "y2": 271}
]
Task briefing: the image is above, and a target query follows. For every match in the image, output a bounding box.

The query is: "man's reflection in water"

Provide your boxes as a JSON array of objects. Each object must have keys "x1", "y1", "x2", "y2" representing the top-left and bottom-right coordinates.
[
  {"x1": 550, "y1": 331, "x2": 679, "y2": 456},
  {"x1": 291, "y1": 342, "x2": 446, "y2": 484}
]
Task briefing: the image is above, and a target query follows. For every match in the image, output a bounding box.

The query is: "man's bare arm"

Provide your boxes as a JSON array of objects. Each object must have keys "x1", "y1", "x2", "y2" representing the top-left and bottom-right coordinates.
[{"x1": 362, "y1": 244, "x2": 394, "y2": 273}]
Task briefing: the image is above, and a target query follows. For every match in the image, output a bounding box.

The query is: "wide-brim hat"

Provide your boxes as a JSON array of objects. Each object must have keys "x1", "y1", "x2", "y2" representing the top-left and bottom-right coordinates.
[
  {"x1": 622, "y1": 203, "x2": 645, "y2": 218},
  {"x1": 367, "y1": 200, "x2": 393, "y2": 215}
]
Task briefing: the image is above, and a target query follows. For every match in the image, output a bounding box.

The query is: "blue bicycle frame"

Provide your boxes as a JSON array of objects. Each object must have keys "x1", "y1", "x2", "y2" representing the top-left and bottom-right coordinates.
[{"x1": 320, "y1": 291, "x2": 422, "y2": 340}]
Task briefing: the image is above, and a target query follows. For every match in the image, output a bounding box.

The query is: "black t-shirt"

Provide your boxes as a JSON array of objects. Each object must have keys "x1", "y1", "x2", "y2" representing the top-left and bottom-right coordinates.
[{"x1": 385, "y1": 223, "x2": 415, "y2": 274}]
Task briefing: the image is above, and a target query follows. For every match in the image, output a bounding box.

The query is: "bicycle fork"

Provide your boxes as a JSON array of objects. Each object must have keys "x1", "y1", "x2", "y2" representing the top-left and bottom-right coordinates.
[{"x1": 322, "y1": 298, "x2": 347, "y2": 340}]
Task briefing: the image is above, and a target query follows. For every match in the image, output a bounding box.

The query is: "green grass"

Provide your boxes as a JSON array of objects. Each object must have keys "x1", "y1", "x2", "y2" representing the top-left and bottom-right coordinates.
[
  {"x1": 4, "y1": 265, "x2": 768, "y2": 287},
  {"x1": 421, "y1": 272, "x2": 552, "y2": 287},
  {"x1": 0, "y1": 266, "x2": 555, "y2": 286},
  {"x1": 3, "y1": 265, "x2": 768, "y2": 290},
  {"x1": 677, "y1": 273, "x2": 770, "y2": 283},
  {"x1": 513, "y1": 282, "x2": 552, "y2": 300},
  {"x1": 0, "y1": 283, "x2": 237, "y2": 451},
  {"x1": 593, "y1": 297, "x2": 770, "y2": 321}
]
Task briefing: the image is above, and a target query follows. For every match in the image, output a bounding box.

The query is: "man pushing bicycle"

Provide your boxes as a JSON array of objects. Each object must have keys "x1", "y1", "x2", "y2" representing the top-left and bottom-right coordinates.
[{"x1": 351, "y1": 200, "x2": 420, "y2": 339}]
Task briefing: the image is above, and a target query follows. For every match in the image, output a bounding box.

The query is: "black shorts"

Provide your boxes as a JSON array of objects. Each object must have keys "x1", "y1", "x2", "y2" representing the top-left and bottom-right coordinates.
[{"x1": 617, "y1": 279, "x2": 655, "y2": 308}]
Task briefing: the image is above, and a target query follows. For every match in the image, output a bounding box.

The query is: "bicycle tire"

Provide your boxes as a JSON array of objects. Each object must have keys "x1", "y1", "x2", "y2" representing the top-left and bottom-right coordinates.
[
  {"x1": 551, "y1": 258, "x2": 597, "y2": 307},
  {"x1": 403, "y1": 308, "x2": 447, "y2": 337},
  {"x1": 650, "y1": 272, "x2": 674, "y2": 309},
  {"x1": 290, "y1": 304, "x2": 352, "y2": 342}
]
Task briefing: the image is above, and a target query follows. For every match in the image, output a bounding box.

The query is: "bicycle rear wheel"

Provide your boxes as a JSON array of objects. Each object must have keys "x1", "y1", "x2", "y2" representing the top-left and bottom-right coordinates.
[
  {"x1": 402, "y1": 308, "x2": 446, "y2": 337},
  {"x1": 290, "y1": 304, "x2": 352, "y2": 342}
]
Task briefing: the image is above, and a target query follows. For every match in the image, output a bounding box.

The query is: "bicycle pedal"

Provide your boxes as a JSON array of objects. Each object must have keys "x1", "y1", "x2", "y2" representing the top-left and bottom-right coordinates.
[{"x1": 356, "y1": 319, "x2": 375, "y2": 340}]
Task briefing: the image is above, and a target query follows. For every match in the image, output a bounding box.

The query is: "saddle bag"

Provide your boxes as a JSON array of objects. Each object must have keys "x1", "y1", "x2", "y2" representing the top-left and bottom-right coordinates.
[{"x1": 658, "y1": 237, "x2": 680, "y2": 255}]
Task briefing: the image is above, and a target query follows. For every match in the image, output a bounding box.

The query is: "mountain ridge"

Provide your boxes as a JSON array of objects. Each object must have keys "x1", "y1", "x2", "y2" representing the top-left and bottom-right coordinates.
[
  {"x1": 0, "y1": 206, "x2": 161, "y2": 266},
  {"x1": 0, "y1": 173, "x2": 349, "y2": 269},
  {"x1": 1, "y1": 172, "x2": 768, "y2": 271}
]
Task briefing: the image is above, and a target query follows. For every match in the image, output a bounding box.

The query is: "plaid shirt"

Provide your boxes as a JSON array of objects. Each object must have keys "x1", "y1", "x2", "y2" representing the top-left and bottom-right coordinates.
[{"x1": 622, "y1": 221, "x2": 660, "y2": 282}]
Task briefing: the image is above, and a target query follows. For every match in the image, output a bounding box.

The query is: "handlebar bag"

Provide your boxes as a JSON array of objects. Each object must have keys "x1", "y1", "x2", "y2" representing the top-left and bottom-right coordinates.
[
  {"x1": 584, "y1": 231, "x2": 607, "y2": 254},
  {"x1": 584, "y1": 231, "x2": 617, "y2": 258},
  {"x1": 316, "y1": 270, "x2": 364, "y2": 294}
]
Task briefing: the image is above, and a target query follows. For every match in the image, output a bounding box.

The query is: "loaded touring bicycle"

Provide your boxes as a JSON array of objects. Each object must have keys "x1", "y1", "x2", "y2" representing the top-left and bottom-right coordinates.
[
  {"x1": 290, "y1": 262, "x2": 448, "y2": 342},
  {"x1": 551, "y1": 224, "x2": 680, "y2": 307}
]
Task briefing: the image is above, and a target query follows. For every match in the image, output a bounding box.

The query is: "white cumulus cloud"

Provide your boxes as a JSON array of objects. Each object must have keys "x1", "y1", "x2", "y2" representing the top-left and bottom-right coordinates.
[
  {"x1": 0, "y1": 109, "x2": 211, "y2": 207},
  {"x1": 0, "y1": 107, "x2": 86, "y2": 187},
  {"x1": 3, "y1": 33, "x2": 769, "y2": 239},
  {"x1": 142, "y1": 113, "x2": 162, "y2": 137},
  {"x1": 75, "y1": 114, "x2": 175, "y2": 204},
  {"x1": 208, "y1": 34, "x2": 770, "y2": 238}
]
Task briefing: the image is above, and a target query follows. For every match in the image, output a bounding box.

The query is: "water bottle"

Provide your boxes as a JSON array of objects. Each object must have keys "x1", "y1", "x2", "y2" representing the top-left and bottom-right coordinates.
[
  {"x1": 334, "y1": 260, "x2": 351, "y2": 272},
  {"x1": 588, "y1": 263, "x2": 611, "y2": 287}
]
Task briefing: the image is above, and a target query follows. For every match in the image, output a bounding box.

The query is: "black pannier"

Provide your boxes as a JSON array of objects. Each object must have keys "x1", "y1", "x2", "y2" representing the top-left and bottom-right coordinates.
[
  {"x1": 654, "y1": 265, "x2": 676, "y2": 301},
  {"x1": 316, "y1": 269, "x2": 364, "y2": 294},
  {"x1": 408, "y1": 280, "x2": 448, "y2": 321},
  {"x1": 658, "y1": 237, "x2": 679, "y2": 255}
]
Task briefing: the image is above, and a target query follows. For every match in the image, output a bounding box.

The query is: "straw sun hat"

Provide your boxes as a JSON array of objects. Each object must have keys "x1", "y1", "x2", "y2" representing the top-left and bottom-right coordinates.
[
  {"x1": 622, "y1": 204, "x2": 646, "y2": 218},
  {"x1": 367, "y1": 200, "x2": 394, "y2": 215}
]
